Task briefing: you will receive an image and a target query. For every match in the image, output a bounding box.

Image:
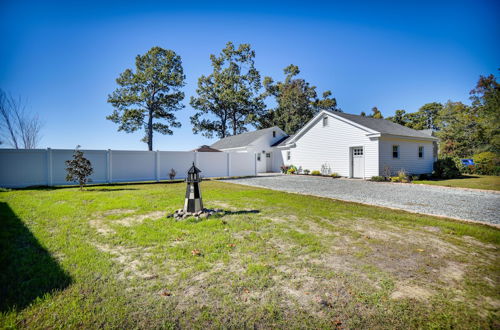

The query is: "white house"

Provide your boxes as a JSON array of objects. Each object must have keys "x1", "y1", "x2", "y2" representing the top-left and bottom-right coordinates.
[
  {"x1": 211, "y1": 126, "x2": 288, "y2": 173},
  {"x1": 211, "y1": 110, "x2": 438, "y2": 178}
]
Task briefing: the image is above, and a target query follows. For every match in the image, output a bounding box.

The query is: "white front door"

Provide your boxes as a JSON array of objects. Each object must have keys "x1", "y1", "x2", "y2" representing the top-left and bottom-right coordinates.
[
  {"x1": 352, "y1": 147, "x2": 364, "y2": 178},
  {"x1": 266, "y1": 152, "x2": 272, "y2": 172}
]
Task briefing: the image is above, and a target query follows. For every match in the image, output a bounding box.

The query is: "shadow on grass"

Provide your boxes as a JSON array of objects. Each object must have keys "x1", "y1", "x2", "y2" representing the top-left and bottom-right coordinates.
[
  {"x1": 220, "y1": 210, "x2": 260, "y2": 216},
  {"x1": 184, "y1": 210, "x2": 260, "y2": 223},
  {"x1": 85, "y1": 188, "x2": 138, "y2": 192},
  {"x1": 0, "y1": 202, "x2": 72, "y2": 312},
  {"x1": 420, "y1": 175, "x2": 480, "y2": 182}
]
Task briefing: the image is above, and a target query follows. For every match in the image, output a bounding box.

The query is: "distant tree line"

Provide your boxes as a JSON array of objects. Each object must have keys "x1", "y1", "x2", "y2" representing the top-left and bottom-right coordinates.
[
  {"x1": 380, "y1": 73, "x2": 498, "y2": 159},
  {"x1": 107, "y1": 42, "x2": 340, "y2": 149},
  {"x1": 106, "y1": 43, "x2": 499, "y2": 161}
]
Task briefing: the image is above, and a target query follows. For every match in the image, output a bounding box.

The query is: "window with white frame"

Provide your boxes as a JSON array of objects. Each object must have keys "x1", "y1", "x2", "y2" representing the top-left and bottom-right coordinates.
[
  {"x1": 418, "y1": 146, "x2": 424, "y2": 158},
  {"x1": 392, "y1": 145, "x2": 399, "y2": 158},
  {"x1": 323, "y1": 116, "x2": 328, "y2": 127},
  {"x1": 287, "y1": 151, "x2": 291, "y2": 160}
]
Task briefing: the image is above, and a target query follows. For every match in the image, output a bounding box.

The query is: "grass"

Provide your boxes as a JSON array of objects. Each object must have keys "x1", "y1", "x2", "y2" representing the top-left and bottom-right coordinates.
[
  {"x1": 413, "y1": 175, "x2": 500, "y2": 191},
  {"x1": 0, "y1": 181, "x2": 499, "y2": 328}
]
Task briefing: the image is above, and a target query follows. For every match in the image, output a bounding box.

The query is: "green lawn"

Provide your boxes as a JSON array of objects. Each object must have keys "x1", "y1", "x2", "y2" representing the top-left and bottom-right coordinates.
[
  {"x1": 1, "y1": 181, "x2": 499, "y2": 328},
  {"x1": 413, "y1": 175, "x2": 500, "y2": 191}
]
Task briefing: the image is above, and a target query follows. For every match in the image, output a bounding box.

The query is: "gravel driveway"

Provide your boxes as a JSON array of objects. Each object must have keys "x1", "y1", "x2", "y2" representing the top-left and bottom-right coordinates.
[{"x1": 221, "y1": 175, "x2": 500, "y2": 225}]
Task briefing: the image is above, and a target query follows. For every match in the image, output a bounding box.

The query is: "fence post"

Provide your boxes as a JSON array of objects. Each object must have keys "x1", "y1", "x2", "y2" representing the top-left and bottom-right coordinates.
[
  {"x1": 227, "y1": 153, "x2": 231, "y2": 177},
  {"x1": 107, "y1": 149, "x2": 112, "y2": 183},
  {"x1": 254, "y1": 153, "x2": 257, "y2": 176},
  {"x1": 155, "y1": 150, "x2": 160, "y2": 182},
  {"x1": 47, "y1": 148, "x2": 53, "y2": 186}
]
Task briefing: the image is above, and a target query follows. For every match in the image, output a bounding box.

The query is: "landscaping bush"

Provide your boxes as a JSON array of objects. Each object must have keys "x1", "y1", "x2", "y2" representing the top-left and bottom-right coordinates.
[
  {"x1": 390, "y1": 176, "x2": 402, "y2": 182},
  {"x1": 418, "y1": 173, "x2": 430, "y2": 180},
  {"x1": 303, "y1": 169, "x2": 310, "y2": 175},
  {"x1": 433, "y1": 157, "x2": 461, "y2": 179},
  {"x1": 311, "y1": 170, "x2": 321, "y2": 176},
  {"x1": 382, "y1": 165, "x2": 392, "y2": 179},
  {"x1": 287, "y1": 165, "x2": 298, "y2": 174},
  {"x1": 280, "y1": 165, "x2": 289, "y2": 174},
  {"x1": 371, "y1": 176, "x2": 387, "y2": 182},
  {"x1": 473, "y1": 152, "x2": 500, "y2": 175},
  {"x1": 397, "y1": 169, "x2": 411, "y2": 183},
  {"x1": 330, "y1": 172, "x2": 340, "y2": 178}
]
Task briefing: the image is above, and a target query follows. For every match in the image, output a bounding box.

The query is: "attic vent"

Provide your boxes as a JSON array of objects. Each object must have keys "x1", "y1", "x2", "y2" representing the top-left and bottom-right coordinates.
[
  {"x1": 273, "y1": 130, "x2": 276, "y2": 137},
  {"x1": 323, "y1": 117, "x2": 328, "y2": 127}
]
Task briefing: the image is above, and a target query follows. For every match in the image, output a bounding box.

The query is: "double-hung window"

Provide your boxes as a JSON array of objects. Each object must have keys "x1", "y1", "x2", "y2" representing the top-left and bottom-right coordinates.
[
  {"x1": 418, "y1": 146, "x2": 424, "y2": 158},
  {"x1": 392, "y1": 145, "x2": 399, "y2": 158},
  {"x1": 287, "y1": 151, "x2": 291, "y2": 160}
]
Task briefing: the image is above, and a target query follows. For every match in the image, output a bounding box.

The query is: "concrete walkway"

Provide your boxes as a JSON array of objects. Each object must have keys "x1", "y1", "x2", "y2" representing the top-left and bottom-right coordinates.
[{"x1": 221, "y1": 174, "x2": 500, "y2": 226}]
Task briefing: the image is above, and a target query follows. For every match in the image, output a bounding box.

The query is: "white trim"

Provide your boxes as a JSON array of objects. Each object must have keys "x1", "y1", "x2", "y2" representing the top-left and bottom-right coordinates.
[
  {"x1": 381, "y1": 133, "x2": 438, "y2": 142},
  {"x1": 217, "y1": 146, "x2": 248, "y2": 151}
]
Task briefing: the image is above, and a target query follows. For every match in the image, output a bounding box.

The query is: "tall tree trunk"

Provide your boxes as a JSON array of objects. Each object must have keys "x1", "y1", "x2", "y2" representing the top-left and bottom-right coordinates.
[{"x1": 147, "y1": 109, "x2": 153, "y2": 151}]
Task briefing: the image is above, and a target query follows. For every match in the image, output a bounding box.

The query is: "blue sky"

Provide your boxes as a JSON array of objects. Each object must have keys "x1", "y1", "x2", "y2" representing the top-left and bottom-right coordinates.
[{"x1": 1, "y1": 0, "x2": 498, "y2": 151}]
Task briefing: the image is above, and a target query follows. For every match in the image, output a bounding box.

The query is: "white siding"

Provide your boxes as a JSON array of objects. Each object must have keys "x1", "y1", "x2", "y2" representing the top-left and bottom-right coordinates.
[
  {"x1": 378, "y1": 137, "x2": 434, "y2": 175},
  {"x1": 220, "y1": 127, "x2": 287, "y2": 173},
  {"x1": 281, "y1": 113, "x2": 379, "y2": 178}
]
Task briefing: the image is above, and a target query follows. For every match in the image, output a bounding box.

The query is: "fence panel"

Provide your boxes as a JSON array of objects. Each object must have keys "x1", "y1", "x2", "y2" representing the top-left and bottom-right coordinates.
[
  {"x1": 197, "y1": 152, "x2": 229, "y2": 178},
  {"x1": 0, "y1": 149, "x2": 48, "y2": 187},
  {"x1": 0, "y1": 148, "x2": 257, "y2": 188},
  {"x1": 111, "y1": 150, "x2": 156, "y2": 182},
  {"x1": 230, "y1": 153, "x2": 257, "y2": 177},
  {"x1": 159, "y1": 151, "x2": 195, "y2": 180}
]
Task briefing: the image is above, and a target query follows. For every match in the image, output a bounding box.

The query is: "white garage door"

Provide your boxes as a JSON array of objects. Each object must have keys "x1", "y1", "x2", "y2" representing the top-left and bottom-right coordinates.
[{"x1": 352, "y1": 147, "x2": 364, "y2": 178}]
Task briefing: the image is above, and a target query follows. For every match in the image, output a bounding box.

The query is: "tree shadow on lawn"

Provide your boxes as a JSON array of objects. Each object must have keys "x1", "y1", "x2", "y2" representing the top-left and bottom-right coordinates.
[
  {"x1": 184, "y1": 210, "x2": 260, "y2": 223},
  {"x1": 0, "y1": 202, "x2": 72, "y2": 312},
  {"x1": 423, "y1": 175, "x2": 481, "y2": 181}
]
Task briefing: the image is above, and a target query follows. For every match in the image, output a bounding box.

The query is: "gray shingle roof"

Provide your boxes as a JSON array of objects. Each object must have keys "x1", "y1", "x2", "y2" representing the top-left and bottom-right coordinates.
[
  {"x1": 329, "y1": 111, "x2": 436, "y2": 139},
  {"x1": 211, "y1": 126, "x2": 280, "y2": 149},
  {"x1": 272, "y1": 135, "x2": 293, "y2": 147}
]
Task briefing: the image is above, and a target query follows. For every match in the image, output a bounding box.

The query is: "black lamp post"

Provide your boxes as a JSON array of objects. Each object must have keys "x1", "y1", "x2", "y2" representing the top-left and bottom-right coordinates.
[{"x1": 184, "y1": 162, "x2": 203, "y2": 213}]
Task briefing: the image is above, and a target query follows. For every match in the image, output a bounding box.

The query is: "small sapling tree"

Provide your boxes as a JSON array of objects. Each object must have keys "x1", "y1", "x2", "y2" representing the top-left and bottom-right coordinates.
[
  {"x1": 169, "y1": 168, "x2": 176, "y2": 180},
  {"x1": 65, "y1": 146, "x2": 93, "y2": 190}
]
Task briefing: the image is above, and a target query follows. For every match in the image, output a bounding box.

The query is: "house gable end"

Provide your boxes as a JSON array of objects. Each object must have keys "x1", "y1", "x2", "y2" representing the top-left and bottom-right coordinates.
[{"x1": 287, "y1": 110, "x2": 379, "y2": 145}]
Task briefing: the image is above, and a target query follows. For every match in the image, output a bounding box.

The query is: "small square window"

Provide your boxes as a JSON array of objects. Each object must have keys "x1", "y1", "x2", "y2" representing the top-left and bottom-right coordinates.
[
  {"x1": 266, "y1": 153, "x2": 271, "y2": 158},
  {"x1": 287, "y1": 151, "x2": 291, "y2": 160},
  {"x1": 392, "y1": 145, "x2": 399, "y2": 158},
  {"x1": 418, "y1": 146, "x2": 424, "y2": 158},
  {"x1": 323, "y1": 117, "x2": 328, "y2": 127}
]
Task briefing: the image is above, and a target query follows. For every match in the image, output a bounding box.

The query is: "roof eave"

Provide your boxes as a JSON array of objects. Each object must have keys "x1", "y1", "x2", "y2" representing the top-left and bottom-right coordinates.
[
  {"x1": 380, "y1": 133, "x2": 439, "y2": 141},
  {"x1": 276, "y1": 143, "x2": 295, "y2": 149}
]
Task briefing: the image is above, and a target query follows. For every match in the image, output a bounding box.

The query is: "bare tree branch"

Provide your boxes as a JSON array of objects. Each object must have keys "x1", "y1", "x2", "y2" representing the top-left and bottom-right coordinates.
[{"x1": 0, "y1": 89, "x2": 43, "y2": 149}]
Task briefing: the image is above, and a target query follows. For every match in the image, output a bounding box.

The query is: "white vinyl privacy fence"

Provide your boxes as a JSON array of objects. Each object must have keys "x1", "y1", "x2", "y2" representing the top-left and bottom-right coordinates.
[{"x1": 0, "y1": 149, "x2": 257, "y2": 188}]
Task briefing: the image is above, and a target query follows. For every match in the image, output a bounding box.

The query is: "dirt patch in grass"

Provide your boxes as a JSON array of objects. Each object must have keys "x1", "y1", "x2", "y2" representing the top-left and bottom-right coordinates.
[
  {"x1": 102, "y1": 209, "x2": 135, "y2": 216},
  {"x1": 209, "y1": 200, "x2": 238, "y2": 210},
  {"x1": 114, "y1": 211, "x2": 166, "y2": 226},
  {"x1": 440, "y1": 261, "x2": 466, "y2": 283},
  {"x1": 89, "y1": 219, "x2": 115, "y2": 235},
  {"x1": 390, "y1": 283, "x2": 434, "y2": 300},
  {"x1": 94, "y1": 243, "x2": 157, "y2": 281}
]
